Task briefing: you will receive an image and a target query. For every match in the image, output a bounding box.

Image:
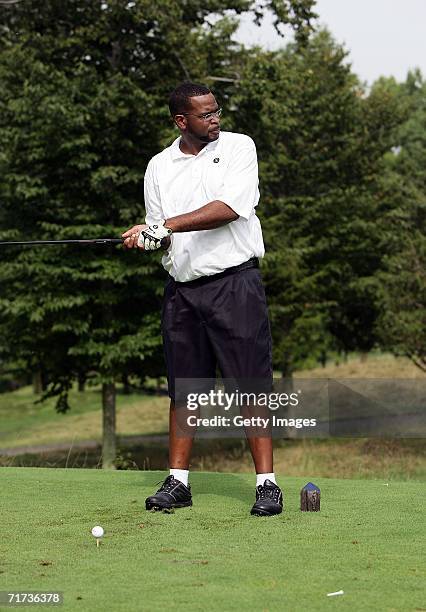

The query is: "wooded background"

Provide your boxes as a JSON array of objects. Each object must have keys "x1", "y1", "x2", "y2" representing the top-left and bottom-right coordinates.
[{"x1": 0, "y1": 1, "x2": 424, "y2": 466}]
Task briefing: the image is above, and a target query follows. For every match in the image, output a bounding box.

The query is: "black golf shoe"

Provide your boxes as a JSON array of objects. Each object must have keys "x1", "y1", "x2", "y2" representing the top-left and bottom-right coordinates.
[
  {"x1": 251, "y1": 479, "x2": 283, "y2": 516},
  {"x1": 145, "y1": 475, "x2": 192, "y2": 511}
]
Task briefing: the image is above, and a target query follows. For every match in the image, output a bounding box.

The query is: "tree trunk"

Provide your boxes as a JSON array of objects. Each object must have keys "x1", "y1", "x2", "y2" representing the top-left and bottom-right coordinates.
[
  {"x1": 280, "y1": 354, "x2": 294, "y2": 382},
  {"x1": 78, "y1": 372, "x2": 86, "y2": 392},
  {"x1": 32, "y1": 370, "x2": 42, "y2": 394},
  {"x1": 281, "y1": 362, "x2": 294, "y2": 392},
  {"x1": 102, "y1": 382, "x2": 116, "y2": 469},
  {"x1": 122, "y1": 373, "x2": 131, "y2": 395}
]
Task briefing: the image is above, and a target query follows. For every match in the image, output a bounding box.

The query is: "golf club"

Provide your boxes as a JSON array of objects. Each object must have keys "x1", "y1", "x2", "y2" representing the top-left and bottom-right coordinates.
[
  {"x1": 0, "y1": 239, "x2": 124, "y2": 246},
  {"x1": 0, "y1": 237, "x2": 169, "y2": 247}
]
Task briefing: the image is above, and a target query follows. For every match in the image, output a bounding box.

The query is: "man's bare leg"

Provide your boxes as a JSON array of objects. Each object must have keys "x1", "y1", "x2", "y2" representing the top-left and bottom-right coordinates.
[
  {"x1": 241, "y1": 403, "x2": 274, "y2": 473},
  {"x1": 169, "y1": 399, "x2": 195, "y2": 468},
  {"x1": 246, "y1": 435, "x2": 273, "y2": 474}
]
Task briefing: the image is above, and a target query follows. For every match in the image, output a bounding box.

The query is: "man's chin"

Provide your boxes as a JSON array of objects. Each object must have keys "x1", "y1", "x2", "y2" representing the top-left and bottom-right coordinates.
[
  {"x1": 209, "y1": 129, "x2": 220, "y2": 140},
  {"x1": 198, "y1": 130, "x2": 220, "y2": 144}
]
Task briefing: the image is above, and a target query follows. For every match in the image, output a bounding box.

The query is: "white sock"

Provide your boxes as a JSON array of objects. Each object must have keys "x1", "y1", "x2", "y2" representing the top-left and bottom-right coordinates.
[
  {"x1": 256, "y1": 473, "x2": 277, "y2": 487},
  {"x1": 170, "y1": 468, "x2": 189, "y2": 487}
]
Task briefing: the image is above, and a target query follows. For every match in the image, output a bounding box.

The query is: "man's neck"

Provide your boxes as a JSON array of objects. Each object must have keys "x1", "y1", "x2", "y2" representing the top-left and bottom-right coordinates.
[{"x1": 179, "y1": 134, "x2": 208, "y2": 156}]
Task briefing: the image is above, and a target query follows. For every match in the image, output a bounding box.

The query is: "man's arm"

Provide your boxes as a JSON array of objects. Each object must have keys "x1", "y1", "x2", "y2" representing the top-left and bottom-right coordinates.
[
  {"x1": 165, "y1": 200, "x2": 238, "y2": 233},
  {"x1": 122, "y1": 200, "x2": 238, "y2": 250},
  {"x1": 166, "y1": 139, "x2": 259, "y2": 231}
]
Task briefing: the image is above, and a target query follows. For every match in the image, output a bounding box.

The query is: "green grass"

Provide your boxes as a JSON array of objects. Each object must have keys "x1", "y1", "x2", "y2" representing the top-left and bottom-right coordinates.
[
  {"x1": 0, "y1": 385, "x2": 169, "y2": 449},
  {"x1": 1, "y1": 468, "x2": 425, "y2": 611}
]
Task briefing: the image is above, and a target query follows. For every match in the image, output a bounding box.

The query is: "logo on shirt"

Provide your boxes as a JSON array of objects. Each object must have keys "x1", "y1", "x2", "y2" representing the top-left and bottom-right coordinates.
[{"x1": 213, "y1": 158, "x2": 220, "y2": 163}]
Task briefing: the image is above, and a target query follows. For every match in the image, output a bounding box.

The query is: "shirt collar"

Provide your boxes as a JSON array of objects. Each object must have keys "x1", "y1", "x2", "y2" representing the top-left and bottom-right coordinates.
[{"x1": 170, "y1": 134, "x2": 220, "y2": 160}]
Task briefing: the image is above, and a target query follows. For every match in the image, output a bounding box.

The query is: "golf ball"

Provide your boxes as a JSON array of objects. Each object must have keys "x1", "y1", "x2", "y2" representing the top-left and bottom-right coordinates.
[{"x1": 91, "y1": 526, "x2": 104, "y2": 538}]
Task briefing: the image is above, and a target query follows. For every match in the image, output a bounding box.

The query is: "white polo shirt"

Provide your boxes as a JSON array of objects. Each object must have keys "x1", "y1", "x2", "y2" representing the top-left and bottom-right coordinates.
[{"x1": 144, "y1": 131, "x2": 265, "y2": 282}]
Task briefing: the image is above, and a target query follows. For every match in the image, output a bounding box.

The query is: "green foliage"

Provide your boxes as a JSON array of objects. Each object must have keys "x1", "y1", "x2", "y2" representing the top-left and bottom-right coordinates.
[
  {"x1": 0, "y1": 0, "x2": 316, "y2": 406},
  {"x1": 374, "y1": 70, "x2": 426, "y2": 372},
  {"x1": 228, "y1": 30, "x2": 407, "y2": 373},
  {"x1": 1, "y1": 0, "x2": 421, "y2": 399}
]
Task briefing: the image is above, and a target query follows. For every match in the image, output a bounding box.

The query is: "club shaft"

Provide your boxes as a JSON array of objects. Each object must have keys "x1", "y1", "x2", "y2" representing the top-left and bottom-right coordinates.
[{"x1": 0, "y1": 239, "x2": 124, "y2": 246}]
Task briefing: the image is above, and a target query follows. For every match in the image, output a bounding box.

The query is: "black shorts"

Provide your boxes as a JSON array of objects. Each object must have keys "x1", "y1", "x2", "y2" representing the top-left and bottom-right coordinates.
[{"x1": 161, "y1": 261, "x2": 273, "y2": 401}]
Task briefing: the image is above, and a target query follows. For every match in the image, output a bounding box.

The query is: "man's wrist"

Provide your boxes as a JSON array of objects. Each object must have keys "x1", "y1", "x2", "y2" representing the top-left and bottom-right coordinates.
[
  {"x1": 164, "y1": 218, "x2": 175, "y2": 233},
  {"x1": 161, "y1": 235, "x2": 172, "y2": 250},
  {"x1": 161, "y1": 219, "x2": 173, "y2": 247}
]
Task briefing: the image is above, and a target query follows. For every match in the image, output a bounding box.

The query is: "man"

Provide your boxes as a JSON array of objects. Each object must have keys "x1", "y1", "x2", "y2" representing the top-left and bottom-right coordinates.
[{"x1": 123, "y1": 82, "x2": 282, "y2": 516}]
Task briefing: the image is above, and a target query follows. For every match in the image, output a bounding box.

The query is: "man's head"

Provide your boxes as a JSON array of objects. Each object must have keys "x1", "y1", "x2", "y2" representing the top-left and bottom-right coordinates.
[{"x1": 169, "y1": 82, "x2": 221, "y2": 144}]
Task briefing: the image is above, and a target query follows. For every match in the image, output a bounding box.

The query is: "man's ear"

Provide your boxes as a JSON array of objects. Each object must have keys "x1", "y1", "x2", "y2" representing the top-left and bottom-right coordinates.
[{"x1": 174, "y1": 115, "x2": 186, "y2": 131}]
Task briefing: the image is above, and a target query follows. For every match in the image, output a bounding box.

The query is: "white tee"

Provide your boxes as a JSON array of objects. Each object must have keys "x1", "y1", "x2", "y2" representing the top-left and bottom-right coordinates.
[{"x1": 144, "y1": 131, "x2": 265, "y2": 282}]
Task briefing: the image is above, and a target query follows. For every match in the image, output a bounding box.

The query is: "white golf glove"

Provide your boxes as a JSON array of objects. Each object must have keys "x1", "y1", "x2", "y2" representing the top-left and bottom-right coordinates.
[{"x1": 137, "y1": 221, "x2": 172, "y2": 251}]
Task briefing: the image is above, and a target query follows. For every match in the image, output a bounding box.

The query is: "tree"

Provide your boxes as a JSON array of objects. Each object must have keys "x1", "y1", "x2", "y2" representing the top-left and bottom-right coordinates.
[
  {"x1": 0, "y1": 0, "x2": 317, "y2": 465},
  {"x1": 374, "y1": 70, "x2": 426, "y2": 372},
  {"x1": 227, "y1": 30, "x2": 406, "y2": 374}
]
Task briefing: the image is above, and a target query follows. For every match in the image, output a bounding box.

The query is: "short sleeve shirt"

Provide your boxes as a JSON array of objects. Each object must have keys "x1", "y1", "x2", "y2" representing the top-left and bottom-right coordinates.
[{"x1": 144, "y1": 131, "x2": 265, "y2": 282}]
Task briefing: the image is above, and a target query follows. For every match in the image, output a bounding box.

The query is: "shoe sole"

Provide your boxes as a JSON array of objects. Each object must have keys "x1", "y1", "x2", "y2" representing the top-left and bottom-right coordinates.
[
  {"x1": 145, "y1": 500, "x2": 193, "y2": 511},
  {"x1": 251, "y1": 508, "x2": 283, "y2": 517}
]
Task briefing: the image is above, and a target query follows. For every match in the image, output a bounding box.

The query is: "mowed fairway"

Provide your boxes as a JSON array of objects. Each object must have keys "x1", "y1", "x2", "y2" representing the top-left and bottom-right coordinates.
[{"x1": 1, "y1": 469, "x2": 424, "y2": 611}]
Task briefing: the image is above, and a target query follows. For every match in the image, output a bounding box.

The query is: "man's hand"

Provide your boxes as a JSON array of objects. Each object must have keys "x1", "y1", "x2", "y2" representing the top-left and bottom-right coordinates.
[
  {"x1": 122, "y1": 224, "x2": 147, "y2": 249},
  {"x1": 122, "y1": 222, "x2": 173, "y2": 251},
  {"x1": 138, "y1": 222, "x2": 173, "y2": 251}
]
